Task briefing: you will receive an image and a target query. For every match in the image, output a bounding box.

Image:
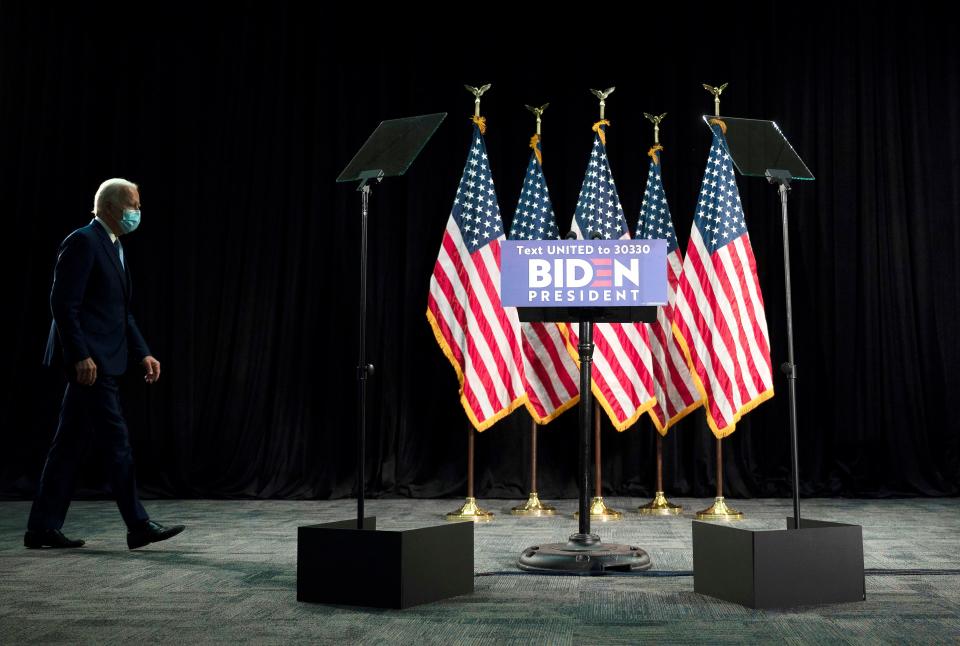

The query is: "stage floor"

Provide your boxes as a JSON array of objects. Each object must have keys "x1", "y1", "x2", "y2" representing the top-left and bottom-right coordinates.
[{"x1": 1, "y1": 497, "x2": 959, "y2": 644}]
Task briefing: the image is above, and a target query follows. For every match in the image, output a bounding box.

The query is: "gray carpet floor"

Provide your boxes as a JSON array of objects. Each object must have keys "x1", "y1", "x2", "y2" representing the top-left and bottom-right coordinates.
[{"x1": 1, "y1": 497, "x2": 959, "y2": 644}]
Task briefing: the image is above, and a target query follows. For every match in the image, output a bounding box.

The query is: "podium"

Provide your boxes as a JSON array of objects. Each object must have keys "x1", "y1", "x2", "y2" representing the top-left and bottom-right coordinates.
[
  {"x1": 502, "y1": 239, "x2": 664, "y2": 573},
  {"x1": 691, "y1": 116, "x2": 865, "y2": 608},
  {"x1": 297, "y1": 113, "x2": 474, "y2": 609}
]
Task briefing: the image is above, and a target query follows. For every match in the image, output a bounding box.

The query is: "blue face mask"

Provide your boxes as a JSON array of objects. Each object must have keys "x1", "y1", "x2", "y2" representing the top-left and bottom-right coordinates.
[{"x1": 119, "y1": 209, "x2": 141, "y2": 234}]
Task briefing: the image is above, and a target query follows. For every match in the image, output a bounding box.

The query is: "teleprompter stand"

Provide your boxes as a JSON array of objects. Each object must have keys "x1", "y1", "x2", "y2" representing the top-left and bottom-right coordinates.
[
  {"x1": 298, "y1": 113, "x2": 474, "y2": 609},
  {"x1": 517, "y1": 305, "x2": 657, "y2": 574},
  {"x1": 691, "y1": 116, "x2": 865, "y2": 608}
]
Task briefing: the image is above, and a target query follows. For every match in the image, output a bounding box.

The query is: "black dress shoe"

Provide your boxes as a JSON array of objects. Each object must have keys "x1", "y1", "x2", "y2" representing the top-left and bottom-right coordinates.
[
  {"x1": 24, "y1": 529, "x2": 85, "y2": 549},
  {"x1": 127, "y1": 520, "x2": 185, "y2": 550}
]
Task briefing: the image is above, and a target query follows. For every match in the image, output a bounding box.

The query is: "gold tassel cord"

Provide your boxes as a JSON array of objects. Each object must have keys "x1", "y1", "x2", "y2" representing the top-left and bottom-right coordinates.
[
  {"x1": 648, "y1": 144, "x2": 664, "y2": 166},
  {"x1": 471, "y1": 115, "x2": 487, "y2": 135},
  {"x1": 592, "y1": 119, "x2": 611, "y2": 146},
  {"x1": 708, "y1": 118, "x2": 727, "y2": 135},
  {"x1": 530, "y1": 134, "x2": 542, "y2": 165}
]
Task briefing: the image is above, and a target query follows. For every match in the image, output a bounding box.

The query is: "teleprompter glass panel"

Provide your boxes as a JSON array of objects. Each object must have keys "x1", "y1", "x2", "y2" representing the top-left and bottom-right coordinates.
[
  {"x1": 702, "y1": 115, "x2": 813, "y2": 181},
  {"x1": 337, "y1": 113, "x2": 447, "y2": 183}
]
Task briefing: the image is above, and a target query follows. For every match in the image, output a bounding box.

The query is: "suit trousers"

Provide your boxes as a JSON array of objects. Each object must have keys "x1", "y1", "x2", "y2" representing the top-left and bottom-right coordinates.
[{"x1": 27, "y1": 375, "x2": 149, "y2": 531}]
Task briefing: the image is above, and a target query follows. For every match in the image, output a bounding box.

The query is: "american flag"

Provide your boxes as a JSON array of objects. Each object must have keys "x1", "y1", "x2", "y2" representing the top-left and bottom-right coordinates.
[
  {"x1": 672, "y1": 123, "x2": 774, "y2": 438},
  {"x1": 508, "y1": 136, "x2": 579, "y2": 424},
  {"x1": 563, "y1": 124, "x2": 657, "y2": 431},
  {"x1": 426, "y1": 123, "x2": 527, "y2": 431},
  {"x1": 634, "y1": 147, "x2": 703, "y2": 433}
]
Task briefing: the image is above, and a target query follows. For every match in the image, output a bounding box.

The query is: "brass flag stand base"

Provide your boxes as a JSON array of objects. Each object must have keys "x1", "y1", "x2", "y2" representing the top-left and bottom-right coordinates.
[
  {"x1": 446, "y1": 427, "x2": 493, "y2": 522},
  {"x1": 638, "y1": 491, "x2": 683, "y2": 516},
  {"x1": 511, "y1": 492, "x2": 556, "y2": 516},
  {"x1": 640, "y1": 434, "x2": 682, "y2": 516},
  {"x1": 446, "y1": 497, "x2": 494, "y2": 522},
  {"x1": 695, "y1": 496, "x2": 743, "y2": 521},
  {"x1": 696, "y1": 439, "x2": 743, "y2": 521},
  {"x1": 573, "y1": 496, "x2": 623, "y2": 521},
  {"x1": 512, "y1": 420, "x2": 556, "y2": 516}
]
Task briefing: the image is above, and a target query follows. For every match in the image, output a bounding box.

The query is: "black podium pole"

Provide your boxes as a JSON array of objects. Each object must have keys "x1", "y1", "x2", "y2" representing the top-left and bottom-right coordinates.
[{"x1": 576, "y1": 321, "x2": 594, "y2": 536}]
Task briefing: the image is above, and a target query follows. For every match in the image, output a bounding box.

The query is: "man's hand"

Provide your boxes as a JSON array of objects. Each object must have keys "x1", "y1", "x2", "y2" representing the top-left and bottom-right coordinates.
[
  {"x1": 75, "y1": 358, "x2": 97, "y2": 386},
  {"x1": 142, "y1": 356, "x2": 161, "y2": 384}
]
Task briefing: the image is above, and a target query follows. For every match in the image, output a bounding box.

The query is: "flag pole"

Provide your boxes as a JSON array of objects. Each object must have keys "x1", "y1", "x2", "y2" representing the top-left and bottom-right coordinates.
[
  {"x1": 511, "y1": 102, "x2": 557, "y2": 518},
  {"x1": 637, "y1": 112, "x2": 683, "y2": 516},
  {"x1": 695, "y1": 436, "x2": 743, "y2": 520},
  {"x1": 516, "y1": 88, "x2": 651, "y2": 573},
  {"x1": 511, "y1": 416, "x2": 556, "y2": 515},
  {"x1": 446, "y1": 423, "x2": 494, "y2": 521},
  {"x1": 445, "y1": 84, "x2": 497, "y2": 523},
  {"x1": 575, "y1": 405, "x2": 623, "y2": 521},
  {"x1": 638, "y1": 432, "x2": 684, "y2": 515},
  {"x1": 592, "y1": 405, "x2": 623, "y2": 519},
  {"x1": 695, "y1": 83, "x2": 743, "y2": 521},
  {"x1": 572, "y1": 87, "x2": 623, "y2": 524}
]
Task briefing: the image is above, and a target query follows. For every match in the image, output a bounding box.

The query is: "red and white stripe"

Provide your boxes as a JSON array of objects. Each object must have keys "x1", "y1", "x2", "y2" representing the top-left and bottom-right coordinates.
[
  {"x1": 564, "y1": 320, "x2": 658, "y2": 431},
  {"x1": 673, "y1": 226, "x2": 773, "y2": 438},
  {"x1": 521, "y1": 321, "x2": 580, "y2": 424},
  {"x1": 562, "y1": 224, "x2": 656, "y2": 431},
  {"x1": 427, "y1": 219, "x2": 526, "y2": 431},
  {"x1": 645, "y1": 247, "x2": 703, "y2": 433}
]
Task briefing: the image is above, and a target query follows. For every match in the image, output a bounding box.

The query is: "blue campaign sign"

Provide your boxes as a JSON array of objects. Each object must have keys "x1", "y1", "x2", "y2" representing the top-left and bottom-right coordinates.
[{"x1": 500, "y1": 240, "x2": 668, "y2": 307}]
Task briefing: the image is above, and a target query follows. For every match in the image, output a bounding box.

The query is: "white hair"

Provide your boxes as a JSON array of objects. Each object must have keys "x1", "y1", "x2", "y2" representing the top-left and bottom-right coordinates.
[{"x1": 93, "y1": 178, "x2": 138, "y2": 215}]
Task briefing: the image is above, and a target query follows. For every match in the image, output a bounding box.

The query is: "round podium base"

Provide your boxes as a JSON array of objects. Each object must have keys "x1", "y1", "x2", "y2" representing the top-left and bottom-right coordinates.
[{"x1": 517, "y1": 533, "x2": 652, "y2": 574}]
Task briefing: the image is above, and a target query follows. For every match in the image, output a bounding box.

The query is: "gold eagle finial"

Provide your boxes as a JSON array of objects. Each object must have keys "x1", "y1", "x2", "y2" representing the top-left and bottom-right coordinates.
[
  {"x1": 590, "y1": 87, "x2": 616, "y2": 120},
  {"x1": 702, "y1": 82, "x2": 728, "y2": 116},
  {"x1": 464, "y1": 84, "x2": 492, "y2": 118}
]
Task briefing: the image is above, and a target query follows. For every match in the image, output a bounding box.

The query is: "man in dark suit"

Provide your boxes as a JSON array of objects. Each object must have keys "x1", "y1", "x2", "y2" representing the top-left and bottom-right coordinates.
[{"x1": 26, "y1": 178, "x2": 185, "y2": 550}]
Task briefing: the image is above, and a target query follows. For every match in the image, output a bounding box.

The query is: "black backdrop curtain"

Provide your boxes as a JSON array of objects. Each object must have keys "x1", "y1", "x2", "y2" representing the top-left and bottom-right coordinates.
[{"x1": 1, "y1": 4, "x2": 957, "y2": 501}]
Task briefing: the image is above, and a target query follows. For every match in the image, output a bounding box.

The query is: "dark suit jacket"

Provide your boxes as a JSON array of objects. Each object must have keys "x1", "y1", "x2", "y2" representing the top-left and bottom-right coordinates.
[{"x1": 43, "y1": 221, "x2": 151, "y2": 377}]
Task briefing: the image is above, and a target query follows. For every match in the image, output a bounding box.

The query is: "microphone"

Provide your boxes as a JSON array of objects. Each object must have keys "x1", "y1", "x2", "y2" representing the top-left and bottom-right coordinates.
[
  {"x1": 590, "y1": 232, "x2": 604, "y2": 240},
  {"x1": 564, "y1": 231, "x2": 578, "y2": 240}
]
